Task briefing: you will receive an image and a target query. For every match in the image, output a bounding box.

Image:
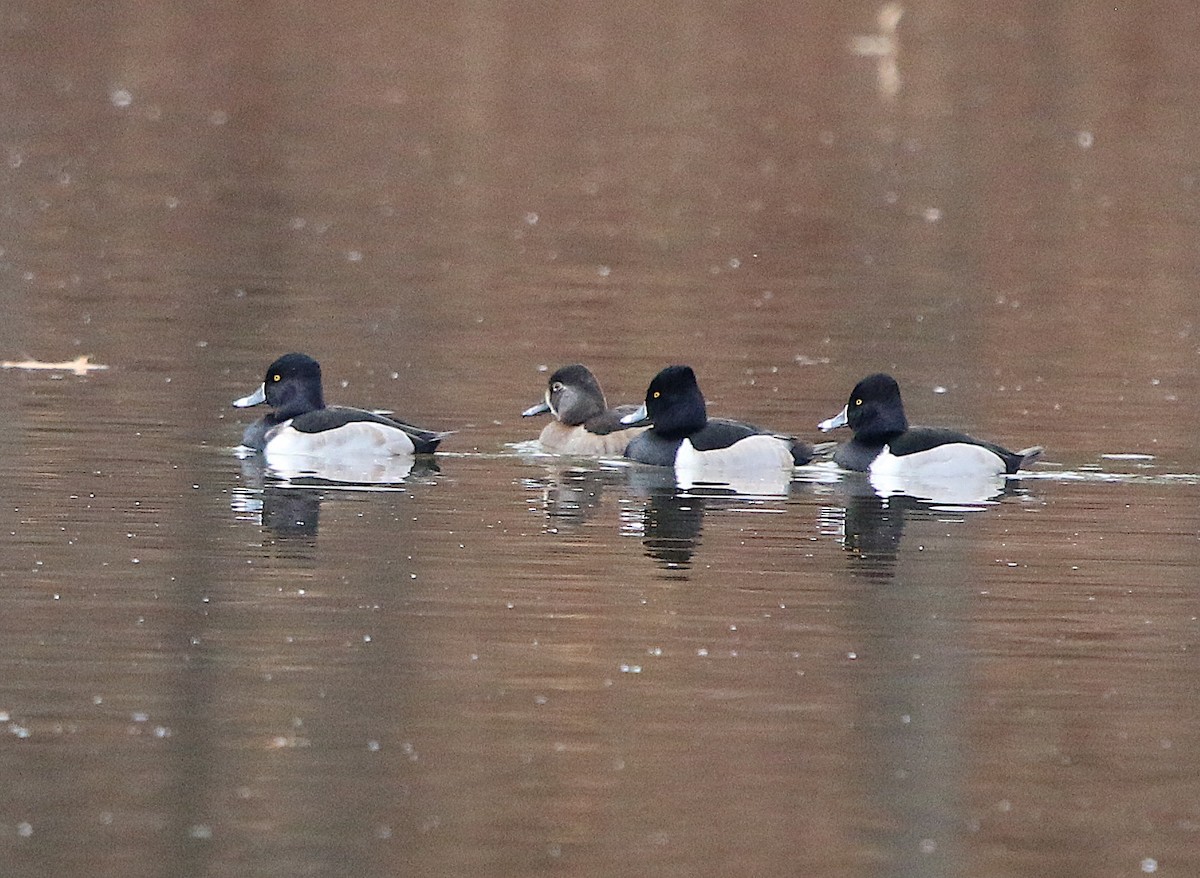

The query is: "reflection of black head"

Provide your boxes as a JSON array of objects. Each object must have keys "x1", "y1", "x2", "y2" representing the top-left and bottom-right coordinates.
[
  {"x1": 263, "y1": 486, "x2": 322, "y2": 540},
  {"x1": 643, "y1": 489, "x2": 706, "y2": 569},
  {"x1": 534, "y1": 466, "x2": 617, "y2": 530},
  {"x1": 841, "y1": 492, "x2": 908, "y2": 581}
]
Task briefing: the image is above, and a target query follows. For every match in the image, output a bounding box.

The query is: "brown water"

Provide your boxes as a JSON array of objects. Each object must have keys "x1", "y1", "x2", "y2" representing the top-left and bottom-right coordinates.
[{"x1": 2, "y1": 2, "x2": 1200, "y2": 877}]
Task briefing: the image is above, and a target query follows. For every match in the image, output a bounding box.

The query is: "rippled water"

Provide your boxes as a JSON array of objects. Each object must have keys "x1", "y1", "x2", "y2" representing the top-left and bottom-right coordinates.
[{"x1": 3, "y1": 2, "x2": 1200, "y2": 877}]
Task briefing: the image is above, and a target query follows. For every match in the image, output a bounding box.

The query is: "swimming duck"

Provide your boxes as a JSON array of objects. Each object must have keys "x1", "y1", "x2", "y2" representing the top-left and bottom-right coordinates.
[
  {"x1": 818, "y1": 373, "x2": 1042, "y2": 475},
  {"x1": 521, "y1": 363, "x2": 648, "y2": 455},
  {"x1": 233, "y1": 353, "x2": 449, "y2": 456},
  {"x1": 622, "y1": 365, "x2": 814, "y2": 469}
]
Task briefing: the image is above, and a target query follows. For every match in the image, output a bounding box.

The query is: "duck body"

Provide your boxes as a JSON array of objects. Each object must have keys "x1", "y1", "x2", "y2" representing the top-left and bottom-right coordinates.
[
  {"x1": 819, "y1": 373, "x2": 1041, "y2": 476},
  {"x1": 622, "y1": 365, "x2": 814, "y2": 470},
  {"x1": 234, "y1": 353, "x2": 448, "y2": 457},
  {"x1": 522, "y1": 364, "x2": 648, "y2": 456}
]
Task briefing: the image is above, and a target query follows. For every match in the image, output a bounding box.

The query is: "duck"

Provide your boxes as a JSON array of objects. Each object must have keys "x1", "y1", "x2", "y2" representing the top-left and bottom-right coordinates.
[
  {"x1": 521, "y1": 363, "x2": 649, "y2": 455},
  {"x1": 818, "y1": 373, "x2": 1042, "y2": 476},
  {"x1": 621, "y1": 365, "x2": 814, "y2": 469},
  {"x1": 233, "y1": 353, "x2": 449, "y2": 456}
]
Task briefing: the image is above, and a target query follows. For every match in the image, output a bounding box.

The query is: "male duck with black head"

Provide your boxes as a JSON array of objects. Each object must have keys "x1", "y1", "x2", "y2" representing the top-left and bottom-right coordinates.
[
  {"x1": 819, "y1": 373, "x2": 1042, "y2": 476},
  {"x1": 622, "y1": 365, "x2": 814, "y2": 471},
  {"x1": 233, "y1": 353, "x2": 450, "y2": 456},
  {"x1": 522, "y1": 363, "x2": 648, "y2": 455}
]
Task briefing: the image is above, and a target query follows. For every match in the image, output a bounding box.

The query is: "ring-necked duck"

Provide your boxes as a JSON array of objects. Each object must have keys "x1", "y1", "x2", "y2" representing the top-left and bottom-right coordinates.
[
  {"x1": 621, "y1": 365, "x2": 815, "y2": 469},
  {"x1": 521, "y1": 364, "x2": 649, "y2": 456},
  {"x1": 818, "y1": 373, "x2": 1042, "y2": 475},
  {"x1": 233, "y1": 353, "x2": 449, "y2": 456}
]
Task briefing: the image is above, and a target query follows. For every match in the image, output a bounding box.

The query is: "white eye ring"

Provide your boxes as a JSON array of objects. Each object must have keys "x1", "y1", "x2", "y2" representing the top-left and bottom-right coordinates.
[{"x1": 552, "y1": 382, "x2": 564, "y2": 392}]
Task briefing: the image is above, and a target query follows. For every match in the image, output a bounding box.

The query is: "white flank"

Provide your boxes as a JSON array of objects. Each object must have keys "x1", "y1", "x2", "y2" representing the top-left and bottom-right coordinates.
[
  {"x1": 868, "y1": 442, "x2": 1007, "y2": 503},
  {"x1": 674, "y1": 436, "x2": 794, "y2": 495},
  {"x1": 869, "y1": 442, "x2": 1005, "y2": 478},
  {"x1": 265, "y1": 421, "x2": 417, "y2": 458}
]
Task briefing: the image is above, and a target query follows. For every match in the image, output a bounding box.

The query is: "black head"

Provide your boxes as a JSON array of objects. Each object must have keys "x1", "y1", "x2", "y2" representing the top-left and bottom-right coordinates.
[
  {"x1": 547, "y1": 364, "x2": 607, "y2": 425},
  {"x1": 642, "y1": 365, "x2": 708, "y2": 437},
  {"x1": 262, "y1": 352, "x2": 326, "y2": 416},
  {"x1": 845, "y1": 373, "x2": 908, "y2": 439}
]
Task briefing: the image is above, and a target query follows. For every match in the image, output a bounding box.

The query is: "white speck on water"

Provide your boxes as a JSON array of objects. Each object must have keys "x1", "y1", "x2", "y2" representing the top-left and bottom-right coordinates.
[
  {"x1": 154, "y1": 726, "x2": 170, "y2": 738},
  {"x1": 367, "y1": 740, "x2": 381, "y2": 752},
  {"x1": 847, "y1": 651, "x2": 858, "y2": 660},
  {"x1": 919, "y1": 838, "x2": 937, "y2": 854},
  {"x1": 1141, "y1": 858, "x2": 1158, "y2": 873},
  {"x1": 696, "y1": 648, "x2": 709, "y2": 657},
  {"x1": 375, "y1": 825, "x2": 392, "y2": 838},
  {"x1": 1077, "y1": 130, "x2": 1094, "y2": 148},
  {"x1": 16, "y1": 822, "x2": 32, "y2": 838},
  {"x1": 524, "y1": 211, "x2": 539, "y2": 225},
  {"x1": 362, "y1": 635, "x2": 372, "y2": 643},
  {"x1": 647, "y1": 647, "x2": 662, "y2": 657},
  {"x1": 728, "y1": 257, "x2": 741, "y2": 269},
  {"x1": 132, "y1": 712, "x2": 148, "y2": 723},
  {"x1": 207, "y1": 109, "x2": 228, "y2": 125},
  {"x1": 923, "y1": 206, "x2": 942, "y2": 222},
  {"x1": 10, "y1": 724, "x2": 30, "y2": 739},
  {"x1": 110, "y1": 88, "x2": 133, "y2": 107},
  {"x1": 933, "y1": 385, "x2": 947, "y2": 394},
  {"x1": 346, "y1": 250, "x2": 364, "y2": 262},
  {"x1": 534, "y1": 694, "x2": 548, "y2": 705},
  {"x1": 188, "y1": 824, "x2": 213, "y2": 840},
  {"x1": 619, "y1": 663, "x2": 642, "y2": 674},
  {"x1": 598, "y1": 265, "x2": 611, "y2": 278}
]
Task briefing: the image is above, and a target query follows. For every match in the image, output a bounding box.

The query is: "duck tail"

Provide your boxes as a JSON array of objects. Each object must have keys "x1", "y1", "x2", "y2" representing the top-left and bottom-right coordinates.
[{"x1": 1016, "y1": 445, "x2": 1044, "y2": 469}]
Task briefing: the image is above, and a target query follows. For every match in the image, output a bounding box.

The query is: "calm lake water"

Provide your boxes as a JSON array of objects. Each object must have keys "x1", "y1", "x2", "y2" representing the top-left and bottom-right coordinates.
[{"x1": 2, "y1": 2, "x2": 1199, "y2": 877}]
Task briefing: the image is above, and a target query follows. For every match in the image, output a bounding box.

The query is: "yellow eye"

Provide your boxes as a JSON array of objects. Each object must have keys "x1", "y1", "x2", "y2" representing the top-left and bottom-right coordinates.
[
  {"x1": 854, "y1": 398, "x2": 862, "y2": 406},
  {"x1": 273, "y1": 374, "x2": 281, "y2": 382},
  {"x1": 652, "y1": 391, "x2": 661, "y2": 399}
]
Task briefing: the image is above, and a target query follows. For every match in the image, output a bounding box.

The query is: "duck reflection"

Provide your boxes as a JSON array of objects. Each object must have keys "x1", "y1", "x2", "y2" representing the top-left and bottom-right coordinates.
[
  {"x1": 520, "y1": 461, "x2": 627, "y2": 532},
  {"x1": 233, "y1": 452, "x2": 440, "y2": 544},
  {"x1": 623, "y1": 467, "x2": 706, "y2": 571},
  {"x1": 822, "y1": 470, "x2": 1038, "y2": 872},
  {"x1": 623, "y1": 465, "x2": 797, "y2": 574},
  {"x1": 827, "y1": 472, "x2": 1013, "y2": 578}
]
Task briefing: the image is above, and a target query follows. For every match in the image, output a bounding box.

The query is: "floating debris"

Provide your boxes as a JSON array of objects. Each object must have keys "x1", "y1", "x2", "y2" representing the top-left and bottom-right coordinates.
[{"x1": 1, "y1": 355, "x2": 108, "y2": 375}]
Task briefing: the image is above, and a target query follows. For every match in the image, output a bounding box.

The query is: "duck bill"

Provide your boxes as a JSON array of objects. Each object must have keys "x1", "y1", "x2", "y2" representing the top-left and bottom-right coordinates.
[
  {"x1": 521, "y1": 400, "x2": 551, "y2": 418},
  {"x1": 818, "y1": 405, "x2": 848, "y2": 432},
  {"x1": 620, "y1": 403, "x2": 652, "y2": 427},
  {"x1": 233, "y1": 383, "x2": 267, "y2": 408}
]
